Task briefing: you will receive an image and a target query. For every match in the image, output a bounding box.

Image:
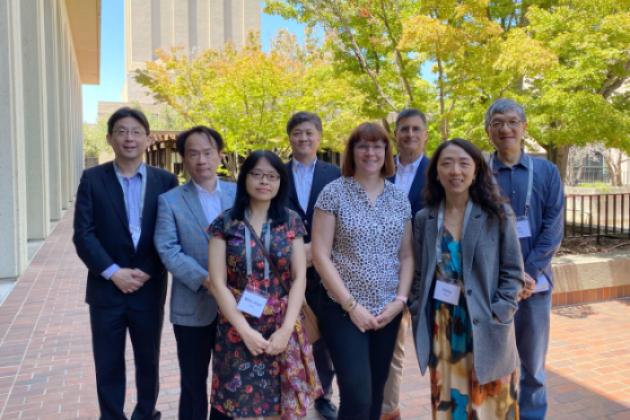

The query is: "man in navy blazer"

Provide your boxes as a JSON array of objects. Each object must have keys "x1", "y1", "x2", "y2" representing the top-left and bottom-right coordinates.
[
  {"x1": 73, "y1": 108, "x2": 178, "y2": 420},
  {"x1": 382, "y1": 108, "x2": 430, "y2": 420},
  {"x1": 284, "y1": 112, "x2": 340, "y2": 420},
  {"x1": 154, "y1": 126, "x2": 235, "y2": 420}
]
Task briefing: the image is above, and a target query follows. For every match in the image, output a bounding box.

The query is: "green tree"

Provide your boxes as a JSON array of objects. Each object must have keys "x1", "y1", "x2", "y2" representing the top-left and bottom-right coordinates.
[
  {"x1": 83, "y1": 118, "x2": 109, "y2": 159},
  {"x1": 135, "y1": 32, "x2": 366, "y2": 177}
]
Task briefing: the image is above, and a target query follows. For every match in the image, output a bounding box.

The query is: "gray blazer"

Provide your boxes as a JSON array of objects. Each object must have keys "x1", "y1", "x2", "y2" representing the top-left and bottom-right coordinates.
[
  {"x1": 154, "y1": 179, "x2": 236, "y2": 326},
  {"x1": 409, "y1": 202, "x2": 524, "y2": 384}
]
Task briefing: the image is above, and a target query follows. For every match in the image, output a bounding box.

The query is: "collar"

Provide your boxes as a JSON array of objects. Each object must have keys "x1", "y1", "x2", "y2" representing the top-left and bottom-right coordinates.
[
  {"x1": 113, "y1": 161, "x2": 145, "y2": 179},
  {"x1": 193, "y1": 178, "x2": 221, "y2": 195},
  {"x1": 396, "y1": 154, "x2": 424, "y2": 171},
  {"x1": 491, "y1": 151, "x2": 530, "y2": 171},
  {"x1": 292, "y1": 157, "x2": 318, "y2": 171}
]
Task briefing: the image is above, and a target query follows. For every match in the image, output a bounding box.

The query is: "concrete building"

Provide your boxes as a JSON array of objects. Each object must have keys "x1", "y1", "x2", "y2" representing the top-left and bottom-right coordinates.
[
  {"x1": 98, "y1": 0, "x2": 260, "y2": 120},
  {"x1": 0, "y1": 0, "x2": 100, "y2": 286}
]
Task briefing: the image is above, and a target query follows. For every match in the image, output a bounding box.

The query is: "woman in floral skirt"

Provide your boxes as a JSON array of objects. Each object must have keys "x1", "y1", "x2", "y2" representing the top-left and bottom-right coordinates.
[{"x1": 207, "y1": 150, "x2": 321, "y2": 419}]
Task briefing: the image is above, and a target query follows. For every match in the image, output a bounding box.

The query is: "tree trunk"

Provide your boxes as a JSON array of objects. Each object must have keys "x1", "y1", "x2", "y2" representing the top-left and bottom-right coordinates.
[{"x1": 545, "y1": 144, "x2": 570, "y2": 183}]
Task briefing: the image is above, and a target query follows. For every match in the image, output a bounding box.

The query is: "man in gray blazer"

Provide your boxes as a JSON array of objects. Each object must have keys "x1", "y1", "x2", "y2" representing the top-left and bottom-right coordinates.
[{"x1": 154, "y1": 126, "x2": 235, "y2": 420}]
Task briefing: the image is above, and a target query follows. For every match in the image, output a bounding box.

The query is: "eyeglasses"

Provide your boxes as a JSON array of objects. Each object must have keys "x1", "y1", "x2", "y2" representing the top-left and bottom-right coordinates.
[
  {"x1": 113, "y1": 128, "x2": 146, "y2": 138},
  {"x1": 248, "y1": 170, "x2": 280, "y2": 182},
  {"x1": 489, "y1": 120, "x2": 522, "y2": 130},
  {"x1": 355, "y1": 143, "x2": 386, "y2": 153}
]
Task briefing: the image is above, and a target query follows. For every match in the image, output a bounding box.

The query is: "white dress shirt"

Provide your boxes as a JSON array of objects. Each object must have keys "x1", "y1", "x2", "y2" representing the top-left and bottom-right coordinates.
[
  {"x1": 395, "y1": 154, "x2": 424, "y2": 196},
  {"x1": 193, "y1": 179, "x2": 222, "y2": 225}
]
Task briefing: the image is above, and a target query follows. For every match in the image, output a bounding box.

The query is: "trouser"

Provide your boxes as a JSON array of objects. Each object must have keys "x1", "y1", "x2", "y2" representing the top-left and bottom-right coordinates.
[
  {"x1": 90, "y1": 305, "x2": 163, "y2": 420},
  {"x1": 305, "y1": 285, "x2": 336, "y2": 400},
  {"x1": 319, "y1": 292, "x2": 402, "y2": 420},
  {"x1": 381, "y1": 308, "x2": 411, "y2": 414},
  {"x1": 515, "y1": 290, "x2": 552, "y2": 420},
  {"x1": 173, "y1": 322, "x2": 232, "y2": 420}
]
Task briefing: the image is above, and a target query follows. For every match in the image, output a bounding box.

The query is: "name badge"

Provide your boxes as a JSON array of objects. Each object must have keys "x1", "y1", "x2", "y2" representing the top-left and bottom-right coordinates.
[
  {"x1": 237, "y1": 287, "x2": 269, "y2": 318},
  {"x1": 533, "y1": 273, "x2": 550, "y2": 293},
  {"x1": 515, "y1": 216, "x2": 532, "y2": 239},
  {"x1": 433, "y1": 280, "x2": 461, "y2": 305}
]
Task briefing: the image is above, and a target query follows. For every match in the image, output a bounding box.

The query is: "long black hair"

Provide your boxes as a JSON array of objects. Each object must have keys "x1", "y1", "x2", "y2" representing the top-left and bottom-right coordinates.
[
  {"x1": 230, "y1": 150, "x2": 289, "y2": 225},
  {"x1": 424, "y1": 138, "x2": 506, "y2": 221}
]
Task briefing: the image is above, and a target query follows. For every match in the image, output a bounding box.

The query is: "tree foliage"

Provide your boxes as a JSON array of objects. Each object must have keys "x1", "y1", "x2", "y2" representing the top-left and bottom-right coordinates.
[
  {"x1": 266, "y1": 0, "x2": 630, "y2": 179},
  {"x1": 134, "y1": 32, "x2": 367, "y2": 176}
]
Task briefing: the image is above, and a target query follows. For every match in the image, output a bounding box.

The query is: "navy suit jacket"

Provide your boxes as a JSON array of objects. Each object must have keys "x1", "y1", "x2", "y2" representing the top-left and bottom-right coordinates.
[
  {"x1": 73, "y1": 161, "x2": 178, "y2": 310},
  {"x1": 388, "y1": 155, "x2": 430, "y2": 219},
  {"x1": 285, "y1": 160, "x2": 340, "y2": 292}
]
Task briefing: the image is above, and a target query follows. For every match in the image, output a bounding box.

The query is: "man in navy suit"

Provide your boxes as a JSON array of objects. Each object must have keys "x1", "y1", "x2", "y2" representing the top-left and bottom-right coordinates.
[
  {"x1": 154, "y1": 126, "x2": 235, "y2": 420},
  {"x1": 73, "y1": 107, "x2": 178, "y2": 420},
  {"x1": 284, "y1": 112, "x2": 340, "y2": 420},
  {"x1": 382, "y1": 108, "x2": 430, "y2": 420}
]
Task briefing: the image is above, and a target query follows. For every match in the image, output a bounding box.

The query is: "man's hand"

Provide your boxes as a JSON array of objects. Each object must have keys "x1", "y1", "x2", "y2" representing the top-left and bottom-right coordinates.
[
  {"x1": 519, "y1": 272, "x2": 536, "y2": 301},
  {"x1": 111, "y1": 268, "x2": 145, "y2": 294},
  {"x1": 202, "y1": 276, "x2": 213, "y2": 294},
  {"x1": 131, "y1": 269, "x2": 151, "y2": 283}
]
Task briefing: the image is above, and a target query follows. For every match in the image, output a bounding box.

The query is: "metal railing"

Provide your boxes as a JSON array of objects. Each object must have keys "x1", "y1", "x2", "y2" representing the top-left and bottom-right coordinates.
[{"x1": 565, "y1": 193, "x2": 630, "y2": 239}]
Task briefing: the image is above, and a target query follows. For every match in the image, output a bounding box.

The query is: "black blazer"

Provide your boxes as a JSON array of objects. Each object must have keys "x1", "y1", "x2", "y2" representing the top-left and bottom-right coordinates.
[
  {"x1": 388, "y1": 155, "x2": 430, "y2": 219},
  {"x1": 73, "y1": 161, "x2": 178, "y2": 310},
  {"x1": 286, "y1": 160, "x2": 340, "y2": 292}
]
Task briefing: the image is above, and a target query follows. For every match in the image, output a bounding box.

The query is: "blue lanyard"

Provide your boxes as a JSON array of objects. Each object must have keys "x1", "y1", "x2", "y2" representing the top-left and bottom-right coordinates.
[
  {"x1": 490, "y1": 154, "x2": 533, "y2": 216},
  {"x1": 435, "y1": 200, "x2": 473, "y2": 265},
  {"x1": 244, "y1": 216, "x2": 272, "y2": 280}
]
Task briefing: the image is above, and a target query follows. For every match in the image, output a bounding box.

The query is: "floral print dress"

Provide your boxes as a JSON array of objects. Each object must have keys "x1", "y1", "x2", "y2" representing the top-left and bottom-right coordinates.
[
  {"x1": 429, "y1": 229, "x2": 519, "y2": 420},
  {"x1": 208, "y1": 210, "x2": 321, "y2": 418}
]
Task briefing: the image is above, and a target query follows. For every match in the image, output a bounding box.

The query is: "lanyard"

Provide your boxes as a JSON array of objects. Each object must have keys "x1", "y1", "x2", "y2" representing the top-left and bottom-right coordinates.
[
  {"x1": 244, "y1": 217, "x2": 272, "y2": 280},
  {"x1": 435, "y1": 200, "x2": 473, "y2": 265},
  {"x1": 490, "y1": 154, "x2": 533, "y2": 216}
]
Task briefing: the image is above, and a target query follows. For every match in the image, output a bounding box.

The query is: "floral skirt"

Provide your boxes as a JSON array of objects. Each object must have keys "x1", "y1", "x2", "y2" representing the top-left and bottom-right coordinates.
[
  {"x1": 429, "y1": 302, "x2": 519, "y2": 420},
  {"x1": 211, "y1": 290, "x2": 322, "y2": 419}
]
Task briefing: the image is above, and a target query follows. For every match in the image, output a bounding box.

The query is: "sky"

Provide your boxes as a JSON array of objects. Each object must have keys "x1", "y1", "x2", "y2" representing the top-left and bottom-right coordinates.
[{"x1": 81, "y1": 0, "x2": 308, "y2": 123}]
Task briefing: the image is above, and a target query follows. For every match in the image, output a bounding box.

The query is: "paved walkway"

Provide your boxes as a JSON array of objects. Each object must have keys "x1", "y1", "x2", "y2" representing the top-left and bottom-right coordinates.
[{"x1": 0, "y1": 210, "x2": 629, "y2": 419}]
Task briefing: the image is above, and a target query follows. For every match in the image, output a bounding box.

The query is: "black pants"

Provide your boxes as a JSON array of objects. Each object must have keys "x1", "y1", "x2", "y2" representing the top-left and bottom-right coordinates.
[
  {"x1": 89, "y1": 305, "x2": 163, "y2": 420},
  {"x1": 319, "y1": 292, "x2": 402, "y2": 420},
  {"x1": 173, "y1": 322, "x2": 231, "y2": 420},
  {"x1": 305, "y1": 285, "x2": 336, "y2": 400}
]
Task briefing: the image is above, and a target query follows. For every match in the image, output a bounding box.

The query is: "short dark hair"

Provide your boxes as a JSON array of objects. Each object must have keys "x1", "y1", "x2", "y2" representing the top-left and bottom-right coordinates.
[
  {"x1": 395, "y1": 108, "x2": 427, "y2": 130},
  {"x1": 424, "y1": 138, "x2": 506, "y2": 221},
  {"x1": 341, "y1": 122, "x2": 395, "y2": 178},
  {"x1": 176, "y1": 125, "x2": 225, "y2": 157},
  {"x1": 107, "y1": 107, "x2": 150, "y2": 135},
  {"x1": 230, "y1": 150, "x2": 289, "y2": 226},
  {"x1": 286, "y1": 111, "x2": 323, "y2": 135}
]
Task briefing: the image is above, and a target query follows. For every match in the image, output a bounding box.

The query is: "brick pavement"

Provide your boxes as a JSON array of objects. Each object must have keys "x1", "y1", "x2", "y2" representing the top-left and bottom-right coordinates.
[{"x1": 0, "y1": 210, "x2": 628, "y2": 419}]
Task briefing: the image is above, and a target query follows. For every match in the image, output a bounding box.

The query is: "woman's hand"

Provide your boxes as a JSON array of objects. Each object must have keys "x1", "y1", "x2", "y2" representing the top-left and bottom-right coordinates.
[
  {"x1": 240, "y1": 326, "x2": 270, "y2": 357},
  {"x1": 349, "y1": 303, "x2": 379, "y2": 333},
  {"x1": 266, "y1": 327, "x2": 292, "y2": 355},
  {"x1": 376, "y1": 300, "x2": 404, "y2": 329}
]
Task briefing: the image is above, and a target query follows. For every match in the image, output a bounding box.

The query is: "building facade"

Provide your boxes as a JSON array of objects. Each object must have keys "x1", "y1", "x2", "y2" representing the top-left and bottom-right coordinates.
[
  {"x1": 125, "y1": 0, "x2": 260, "y2": 104},
  {"x1": 0, "y1": 0, "x2": 100, "y2": 282}
]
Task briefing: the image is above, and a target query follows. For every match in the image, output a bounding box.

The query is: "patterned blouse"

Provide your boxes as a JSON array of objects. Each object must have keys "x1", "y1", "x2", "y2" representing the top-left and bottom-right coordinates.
[{"x1": 315, "y1": 177, "x2": 411, "y2": 315}]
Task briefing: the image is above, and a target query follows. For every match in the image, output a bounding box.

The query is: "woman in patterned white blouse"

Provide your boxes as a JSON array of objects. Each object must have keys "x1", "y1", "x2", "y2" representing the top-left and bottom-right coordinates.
[{"x1": 311, "y1": 122, "x2": 414, "y2": 420}]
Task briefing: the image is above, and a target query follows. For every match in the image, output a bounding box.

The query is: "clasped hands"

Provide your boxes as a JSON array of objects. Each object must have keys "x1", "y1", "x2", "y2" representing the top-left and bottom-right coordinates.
[
  {"x1": 111, "y1": 268, "x2": 151, "y2": 294},
  {"x1": 350, "y1": 299, "x2": 405, "y2": 333},
  {"x1": 518, "y1": 272, "x2": 536, "y2": 301},
  {"x1": 241, "y1": 325, "x2": 291, "y2": 357}
]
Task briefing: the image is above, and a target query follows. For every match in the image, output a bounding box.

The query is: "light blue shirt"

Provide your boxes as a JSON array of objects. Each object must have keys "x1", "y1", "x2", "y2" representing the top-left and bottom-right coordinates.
[
  {"x1": 292, "y1": 158, "x2": 317, "y2": 212},
  {"x1": 101, "y1": 162, "x2": 147, "y2": 280},
  {"x1": 193, "y1": 180, "x2": 223, "y2": 225},
  {"x1": 395, "y1": 154, "x2": 424, "y2": 195}
]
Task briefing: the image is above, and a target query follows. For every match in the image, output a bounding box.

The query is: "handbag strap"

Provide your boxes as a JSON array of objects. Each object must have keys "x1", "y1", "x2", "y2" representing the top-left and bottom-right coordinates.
[{"x1": 242, "y1": 217, "x2": 291, "y2": 294}]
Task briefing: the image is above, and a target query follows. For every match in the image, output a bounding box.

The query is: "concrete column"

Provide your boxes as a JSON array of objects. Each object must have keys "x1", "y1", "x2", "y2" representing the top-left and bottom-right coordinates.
[
  {"x1": 21, "y1": 0, "x2": 50, "y2": 240},
  {"x1": 43, "y1": 0, "x2": 62, "y2": 221},
  {"x1": 0, "y1": 0, "x2": 28, "y2": 279},
  {"x1": 57, "y1": 8, "x2": 70, "y2": 209}
]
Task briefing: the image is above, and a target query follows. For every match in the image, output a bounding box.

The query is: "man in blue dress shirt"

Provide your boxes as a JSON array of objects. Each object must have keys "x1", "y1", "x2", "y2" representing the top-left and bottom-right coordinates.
[
  {"x1": 73, "y1": 108, "x2": 178, "y2": 419},
  {"x1": 485, "y1": 99, "x2": 564, "y2": 420}
]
